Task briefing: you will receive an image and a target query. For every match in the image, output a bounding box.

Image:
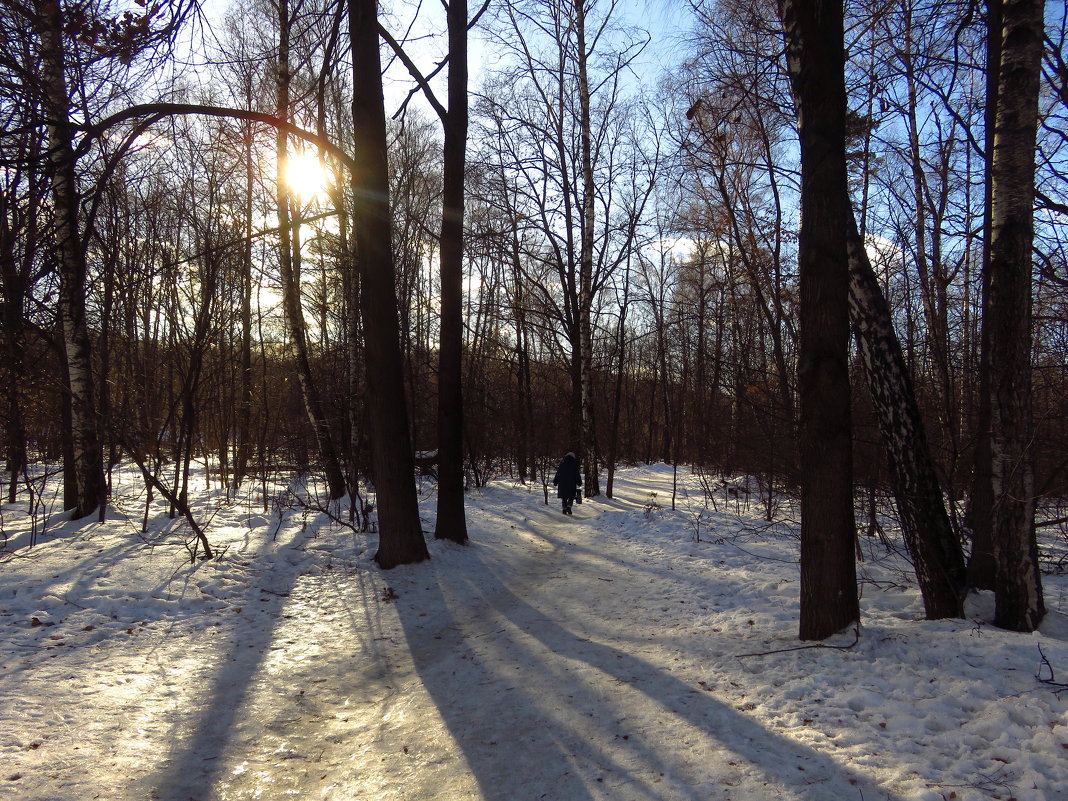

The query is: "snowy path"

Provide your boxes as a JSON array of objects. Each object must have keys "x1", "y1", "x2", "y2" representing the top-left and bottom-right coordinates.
[
  {"x1": 4, "y1": 466, "x2": 1066, "y2": 801},
  {"x1": 366, "y1": 497, "x2": 903, "y2": 801},
  {"x1": 125, "y1": 490, "x2": 886, "y2": 801},
  {"x1": 134, "y1": 489, "x2": 896, "y2": 801}
]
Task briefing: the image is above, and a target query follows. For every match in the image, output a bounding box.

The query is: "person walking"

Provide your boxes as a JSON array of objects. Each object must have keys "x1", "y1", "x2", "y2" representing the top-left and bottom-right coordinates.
[{"x1": 553, "y1": 452, "x2": 582, "y2": 515}]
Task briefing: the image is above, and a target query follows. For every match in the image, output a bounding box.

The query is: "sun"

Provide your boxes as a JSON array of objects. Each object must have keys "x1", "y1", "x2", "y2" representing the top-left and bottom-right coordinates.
[{"x1": 282, "y1": 151, "x2": 330, "y2": 202}]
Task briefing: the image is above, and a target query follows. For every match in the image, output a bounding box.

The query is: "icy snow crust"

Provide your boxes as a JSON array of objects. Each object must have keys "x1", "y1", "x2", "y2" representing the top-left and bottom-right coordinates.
[{"x1": 1, "y1": 464, "x2": 1066, "y2": 801}]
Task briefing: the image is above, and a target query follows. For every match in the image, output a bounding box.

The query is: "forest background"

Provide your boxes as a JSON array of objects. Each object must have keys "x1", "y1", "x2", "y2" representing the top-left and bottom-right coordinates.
[{"x1": 1, "y1": 0, "x2": 1066, "y2": 634}]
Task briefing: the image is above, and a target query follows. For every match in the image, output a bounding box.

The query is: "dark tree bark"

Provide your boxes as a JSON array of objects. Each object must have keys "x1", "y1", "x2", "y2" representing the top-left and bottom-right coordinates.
[
  {"x1": 968, "y1": 0, "x2": 1003, "y2": 592},
  {"x1": 780, "y1": 0, "x2": 859, "y2": 641},
  {"x1": 0, "y1": 185, "x2": 31, "y2": 504},
  {"x1": 332, "y1": 135, "x2": 364, "y2": 523},
  {"x1": 232, "y1": 115, "x2": 256, "y2": 492},
  {"x1": 348, "y1": 0, "x2": 428, "y2": 568},
  {"x1": 432, "y1": 0, "x2": 471, "y2": 544},
  {"x1": 39, "y1": 0, "x2": 104, "y2": 520},
  {"x1": 986, "y1": 0, "x2": 1045, "y2": 632},
  {"x1": 380, "y1": 1, "x2": 491, "y2": 542},
  {"x1": 847, "y1": 215, "x2": 967, "y2": 618},
  {"x1": 605, "y1": 264, "x2": 632, "y2": 499}
]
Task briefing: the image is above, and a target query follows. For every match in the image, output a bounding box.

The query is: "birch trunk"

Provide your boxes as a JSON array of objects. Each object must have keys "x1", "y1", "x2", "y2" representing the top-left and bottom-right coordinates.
[
  {"x1": 847, "y1": 216, "x2": 967, "y2": 618},
  {"x1": 986, "y1": 0, "x2": 1045, "y2": 631},
  {"x1": 39, "y1": 0, "x2": 104, "y2": 520}
]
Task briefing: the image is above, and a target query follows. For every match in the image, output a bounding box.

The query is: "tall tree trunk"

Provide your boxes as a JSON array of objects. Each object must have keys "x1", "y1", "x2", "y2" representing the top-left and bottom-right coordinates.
[
  {"x1": 511, "y1": 223, "x2": 532, "y2": 483},
  {"x1": 0, "y1": 157, "x2": 42, "y2": 505},
  {"x1": 605, "y1": 263, "x2": 631, "y2": 499},
  {"x1": 232, "y1": 117, "x2": 255, "y2": 492},
  {"x1": 781, "y1": 0, "x2": 859, "y2": 641},
  {"x1": 332, "y1": 149, "x2": 363, "y2": 520},
  {"x1": 434, "y1": 0, "x2": 470, "y2": 544},
  {"x1": 986, "y1": 0, "x2": 1045, "y2": 632},
  {"x1": 39, "y1": 0, "x2": 104, "y2": 520},
  {"x1": 348, "y1": 0, "x2": 428, "y2": 568},
  {"x1": 847, "y1": 215, "x2": 967, "y2": 618},
  {"x1": 568, "y1": 319, "x2": 583, "y2": 451},
  {"x1": 968, "y1": 0, "x2": 1002, "y2": 591},
  {"x1": 575, "y1": 0, "x2": 600, "y2": 497},
  {"x1": 276, "y1": 1, "x2": 346, "y2": 500},
  {"x1": 98, "y1": 241, "x2": 115, "y2": 519},
  {"x1": 0, "y1": 197, "x2": 28, "y2": 503},
  {"x1": 1, "y1": 298, "x2": 27, "y2": 504}
]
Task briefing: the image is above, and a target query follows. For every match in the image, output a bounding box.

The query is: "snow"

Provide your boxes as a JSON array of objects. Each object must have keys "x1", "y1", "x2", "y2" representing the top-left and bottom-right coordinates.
[{"x1": 2, "y1": 463, "x2": 1067, "y2": 801}]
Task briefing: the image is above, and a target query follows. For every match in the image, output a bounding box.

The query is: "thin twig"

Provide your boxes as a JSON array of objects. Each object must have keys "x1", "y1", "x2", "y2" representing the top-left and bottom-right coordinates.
[
  {"x1": 1037, "y1": 643, "x2": 1068, "y2": 695},
  {"x1": 736, "y1": 624, "x2": 861, "y2": 659}
]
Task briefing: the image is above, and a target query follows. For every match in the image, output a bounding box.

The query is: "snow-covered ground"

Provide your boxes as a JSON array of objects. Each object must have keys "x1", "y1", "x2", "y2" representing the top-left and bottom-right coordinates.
[{"x1": 1, "y1": 463, "x2": 1066, "y2": 801}]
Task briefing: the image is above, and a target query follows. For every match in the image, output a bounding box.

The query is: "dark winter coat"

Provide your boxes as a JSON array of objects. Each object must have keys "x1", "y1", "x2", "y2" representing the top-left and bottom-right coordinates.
[{"x1": 553, "y1": 453, "x2": 582, "y2": 500}]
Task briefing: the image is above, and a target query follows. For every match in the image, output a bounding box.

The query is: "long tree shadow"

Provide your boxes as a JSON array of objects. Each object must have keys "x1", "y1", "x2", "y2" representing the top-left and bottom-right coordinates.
[
  {"x1": 395, "y1": 516, "x2": 905, "y2": 801},
  {"x1": 146, "y1": 520, "x2": 322, "y2": 801}
]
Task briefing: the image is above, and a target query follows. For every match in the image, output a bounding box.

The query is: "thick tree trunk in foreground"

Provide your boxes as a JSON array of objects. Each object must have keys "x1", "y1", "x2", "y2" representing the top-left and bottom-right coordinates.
[
  {"x1": 986, "y1": 0, "x2": 1045, "y2": 631},
  {"x1": 40, "y1": 0, "x2": 104, "y2": 520},
  {"x1": 847, "y1": 216, "x2": 967, "y2": 619},
  {"x1": 433, "y1": 0, "x2": 470, "y2": 545},
  {"x1": 348, "y1": 0, "x2": 428, "y2": 568},
  {"x1": 781, "y1": 0, "x2": 859, "y2": 641}
]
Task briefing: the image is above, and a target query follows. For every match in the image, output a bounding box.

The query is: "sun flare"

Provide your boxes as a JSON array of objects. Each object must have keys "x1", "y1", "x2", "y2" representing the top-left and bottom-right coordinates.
[{"x1": 282, "y1": 152, "x2": 330, "y2": 202}]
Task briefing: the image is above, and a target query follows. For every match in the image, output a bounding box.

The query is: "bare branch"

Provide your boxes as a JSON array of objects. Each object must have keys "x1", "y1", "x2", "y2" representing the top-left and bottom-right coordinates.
[
  {"x1": 76, "y1": 103, "x2": 357, "y2": 174},
  {"x1": 377, "y1": 24, "x2": 448, "y2": 122}
]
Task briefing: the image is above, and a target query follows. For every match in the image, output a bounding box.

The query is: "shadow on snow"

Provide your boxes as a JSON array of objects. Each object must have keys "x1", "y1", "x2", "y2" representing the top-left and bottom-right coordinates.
[{"x1": 394, "y1": 501, "x2": 904, "y2": 801}]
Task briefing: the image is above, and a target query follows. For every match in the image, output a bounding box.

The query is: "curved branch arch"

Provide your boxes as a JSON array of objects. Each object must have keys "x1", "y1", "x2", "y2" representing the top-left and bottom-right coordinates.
[{"x1": 77, "y1": 102, "x2": 357, "y2": 174}]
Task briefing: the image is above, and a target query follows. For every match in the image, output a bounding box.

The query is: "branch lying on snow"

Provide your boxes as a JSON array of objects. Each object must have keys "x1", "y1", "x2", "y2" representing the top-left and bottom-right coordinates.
[
  {"x1": 295, "y1": 486, "x2": 375, "y2": 535},
  {"x1": 1037, "y1": 644, "x2": 1068, "y2": 695},
  {"x1": 735, "y1": 624, "x2": 861, "y2": 659},
  {"x1": 118, "y1": 439, "x2": 214, "y2": 561}
]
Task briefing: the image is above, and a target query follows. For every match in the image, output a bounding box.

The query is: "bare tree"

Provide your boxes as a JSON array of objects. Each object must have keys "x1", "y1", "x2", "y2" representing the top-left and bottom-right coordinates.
[
  {"x1": 985, "y1": 0, "x2": 1046, "y2": 632},
  {"x1": 780, "y1": 0, "x2": 860, "y2": 640},
  {"x1": 846, "y1": 215, "x2": 968, "y2": 619},
  {"x1": 381, "y1": 0, "x2": 493, "y2": 544},
  {"x1": 482, "y1": 0, "x2": 648, "y2": 496},
  {"x1": 37, "y1": 0, "x2": 105, "y2": 519},
  {"x1": 348, "y1": 0, "x2": 429, "y2": 567},
  {"x1": 0, "y1": 129, "x2": 49, "y2": 504},
  {"x1": 275, "y1": 0, "x2": 347, "y2": 500}
]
